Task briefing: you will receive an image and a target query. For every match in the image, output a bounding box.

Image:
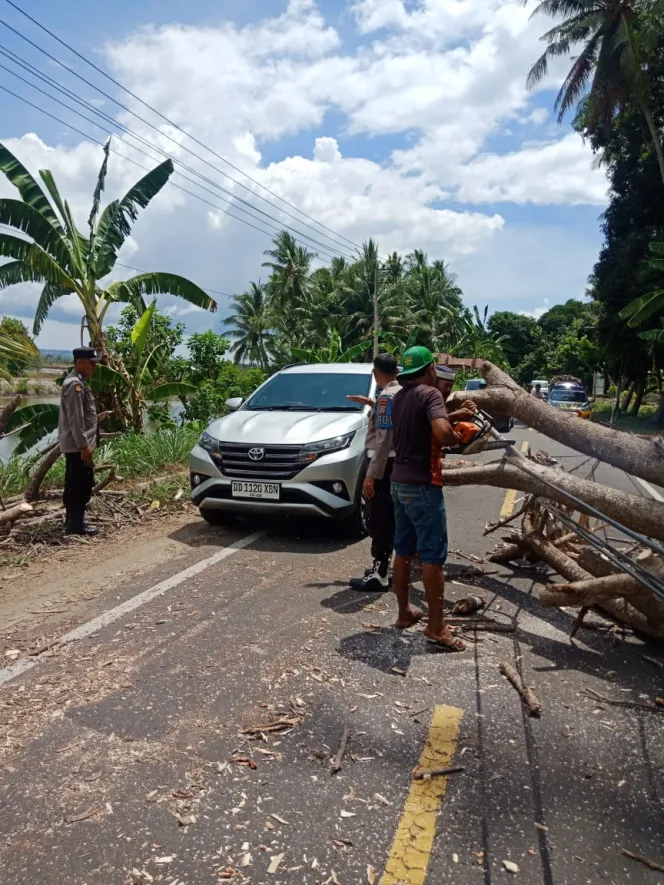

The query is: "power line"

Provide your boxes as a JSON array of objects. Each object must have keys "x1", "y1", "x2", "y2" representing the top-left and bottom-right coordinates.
[
  {"x1": 0, "y1": 82, "x2": 349, "y2": 268},
  {"x1": 0, "y1": 48, "x2": 352, "y2": 262},
  {"x1": 115, "y1": 263, "x2": 230, "y2": 299},
  {"x1": 0, "y1": 3, "x2": 361, "y2": 256}
]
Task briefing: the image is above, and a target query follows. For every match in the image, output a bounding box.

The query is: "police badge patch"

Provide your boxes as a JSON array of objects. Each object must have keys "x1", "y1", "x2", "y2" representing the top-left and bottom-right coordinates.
[{"x1": 375, "y1": 394, "x2": 392, "y2": 429}]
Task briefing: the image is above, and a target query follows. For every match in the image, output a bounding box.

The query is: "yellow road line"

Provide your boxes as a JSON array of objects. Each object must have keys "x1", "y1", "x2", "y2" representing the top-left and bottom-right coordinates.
[
  {"x1": 499, "y1": 440, "x2": 530, "y2": 518},
  {"x1": 499, "y1": 487, "x2": 518, "y2": 519},
  {"x1": 380, "y1": 705, "x2": 463, "y2": 885}
]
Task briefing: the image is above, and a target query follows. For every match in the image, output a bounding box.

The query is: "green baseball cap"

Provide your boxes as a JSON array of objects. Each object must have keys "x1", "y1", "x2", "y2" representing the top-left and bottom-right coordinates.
[{"x1": 398, "y1": 345, "x2": 435, "y2": 377}]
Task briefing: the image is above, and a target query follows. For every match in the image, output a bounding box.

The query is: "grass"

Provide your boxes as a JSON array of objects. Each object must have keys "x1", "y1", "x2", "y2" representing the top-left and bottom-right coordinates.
[
  {"x1": 0, "y1": 424, "x2": 201, "y2": 499},
  {"x1": 591, "y1": 398, "x2": 662, "y2": 436}
]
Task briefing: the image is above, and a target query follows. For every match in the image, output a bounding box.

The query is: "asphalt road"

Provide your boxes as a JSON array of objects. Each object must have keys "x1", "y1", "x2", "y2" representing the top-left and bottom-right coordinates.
[{"x1": 1, "y1": 425, "x2": 663, "y2": 885}]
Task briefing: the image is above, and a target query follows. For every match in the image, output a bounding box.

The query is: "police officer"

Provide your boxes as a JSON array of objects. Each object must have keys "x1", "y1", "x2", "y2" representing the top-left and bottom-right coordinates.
[
  {"x1": 58, "y1": 346, "x2": 100, "y2": 536},
  {"x1": 347, "y1": 352, "x2": 401, "y2": 592}
]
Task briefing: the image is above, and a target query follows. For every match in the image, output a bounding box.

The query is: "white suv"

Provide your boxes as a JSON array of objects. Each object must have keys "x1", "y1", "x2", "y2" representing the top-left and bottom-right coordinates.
[{"x1": 189, "y1": 363, "x2": 375, "y2": 536}]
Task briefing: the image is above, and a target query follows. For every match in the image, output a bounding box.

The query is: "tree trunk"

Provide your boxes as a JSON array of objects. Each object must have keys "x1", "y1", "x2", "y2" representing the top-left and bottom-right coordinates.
[
  {"x1": 652, "y1": 393, "x2": 664, "y2": 426},
  {"x1": 516, "y1": 516, "x2": 662, "y2": 637},
  {"x1": 0, "y1": 394, "x2": 22, "y2": 436},
  {"x1": 442, "y1": 449, "x2": 664, "y2": 543},
  {"x1": 621, "y1": 381, "x2": 635, "y2": 413},
  {"x1": 611, "y1": 370, "x2": 623, "y2": 425},
  {"x1": 446, "y1": 361, "x2": 664, "y2": 486},
  {"x1": 641, "y1": 101, "x2": 664, "y2": 188},
  {"x1": 24, "y1": 444, "x2": 62, "y2": 503},
  {"x1": 629, "y1": 380, "x2": 645, "y2": 416},
  {"x1": 0, "y1": 501, "x2": 39, "y2": 527}
]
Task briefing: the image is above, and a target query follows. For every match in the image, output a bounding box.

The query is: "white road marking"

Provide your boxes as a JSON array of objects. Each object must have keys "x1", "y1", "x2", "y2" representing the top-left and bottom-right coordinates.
[
  {"x1": 0, "y1": 530, "x2": 264, "y2": 688},
  {"x1": 634, "y1": 476, "x2": 664, "y2": 503}
]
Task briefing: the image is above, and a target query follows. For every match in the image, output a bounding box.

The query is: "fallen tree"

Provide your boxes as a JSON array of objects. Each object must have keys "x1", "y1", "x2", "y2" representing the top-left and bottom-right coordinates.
[
  {"x1": 440, "y1": 356, "x2": 664, "y2": 638},
  {"x1": 445, "y1": 359, "x2": 664, "y2": 487},
  {"x1": 443, "y1": 447, "x2": 664, "y2": 544}
]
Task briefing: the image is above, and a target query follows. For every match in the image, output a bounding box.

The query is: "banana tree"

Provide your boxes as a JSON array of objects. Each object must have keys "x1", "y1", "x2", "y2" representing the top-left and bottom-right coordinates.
[
  {"x1": 92, "y1": 300, "x2": 197, "y2": 431},
  {"x1": 2, "y1": 402, "x2": 60, "y2": 452},
  {"x1": 0, "y1": 140, "x2": 216, "y2": 354},
  {"x1": 619, "y1": 240, "x2": 664, "y2": 342}
]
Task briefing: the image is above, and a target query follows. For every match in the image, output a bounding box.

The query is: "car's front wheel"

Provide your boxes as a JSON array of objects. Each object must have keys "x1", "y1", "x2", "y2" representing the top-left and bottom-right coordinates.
[
  {"x1": 200, "y1": 508, "x2": 236, "y2": 526},
  {"x1": 335, "y1": 472, "x2": 368, "y2": 539}
]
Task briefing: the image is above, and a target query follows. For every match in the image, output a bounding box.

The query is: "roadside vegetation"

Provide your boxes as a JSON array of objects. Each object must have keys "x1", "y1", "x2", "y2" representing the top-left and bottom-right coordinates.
[{"x1": 0, "y1": 425, "x2": 200, "y2": 499}]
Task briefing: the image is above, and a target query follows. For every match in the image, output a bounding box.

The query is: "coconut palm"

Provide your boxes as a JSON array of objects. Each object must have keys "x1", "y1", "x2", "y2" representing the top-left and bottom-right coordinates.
[
  {"x1": 453, "y1": 305, "x2": 508, "y2": 363},
  {"x1": 0, "y1": 326, "x2": 38, "y2": 382},
  {"x1": 224, "y1": 282, "x2": 275, "y2": 370},
  {"x1": 407, "y1": 254, "x2": 464, "y2": 351},
  {"x1": 0, "y1": 140, "x2": 216, "y2": 352},
  {"x1": 526, "y1": 0, "x2": 664, "y2": 183},
  {"x1": 262, "y1": 231, "x2": 313, "y2": 312}
]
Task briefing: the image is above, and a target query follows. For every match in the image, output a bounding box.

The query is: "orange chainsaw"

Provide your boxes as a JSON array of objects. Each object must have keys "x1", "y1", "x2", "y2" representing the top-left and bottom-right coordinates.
[{"x1": 443, "y1": 409, "x2": 514, "y2": 455}]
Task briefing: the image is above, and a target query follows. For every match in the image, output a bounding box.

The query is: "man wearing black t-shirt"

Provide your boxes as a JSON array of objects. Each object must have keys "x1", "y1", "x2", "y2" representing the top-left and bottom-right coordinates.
[{"x1": 390, "y1": 346, "x2": 465, "y2": 651}]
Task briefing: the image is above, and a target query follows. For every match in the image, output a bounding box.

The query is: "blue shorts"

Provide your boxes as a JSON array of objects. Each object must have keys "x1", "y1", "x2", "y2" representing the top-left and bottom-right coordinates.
[{"x1": 391, "y1": 482, "x2": 448, "y2": 566}]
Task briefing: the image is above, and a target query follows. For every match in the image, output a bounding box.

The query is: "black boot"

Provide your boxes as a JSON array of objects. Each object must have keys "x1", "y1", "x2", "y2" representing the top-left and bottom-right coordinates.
[
  {"x1": 350, "y1": 559, "x2": 390, "y2": 592},
  {"x1": 65, "y1": 507, "x2": 98, "y2": 536}
]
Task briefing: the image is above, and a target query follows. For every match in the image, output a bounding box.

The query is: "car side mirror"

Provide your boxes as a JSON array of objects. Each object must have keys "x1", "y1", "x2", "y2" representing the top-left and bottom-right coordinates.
[{"x1": 225, "y1": 397, "x2": 243, "y2": 411}]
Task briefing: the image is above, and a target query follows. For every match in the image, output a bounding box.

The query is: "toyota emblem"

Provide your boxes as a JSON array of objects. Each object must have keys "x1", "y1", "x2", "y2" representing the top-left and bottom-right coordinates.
[{"x1": 248, "y1": 447, "x2": 265, "y2": 461}]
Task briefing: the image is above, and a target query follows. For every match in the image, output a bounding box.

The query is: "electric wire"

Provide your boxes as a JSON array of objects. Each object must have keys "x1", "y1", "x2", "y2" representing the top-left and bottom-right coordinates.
[
  {"x1": 0, "y1": 4, "x2": 361, "y2": 255},
  {"x1": 0, "y1": 83, "x2": 348, "y2": 266},
  {"x1": 0, "y1": 50, "x2": 352, "y2": 261},
  {"x1": 541, "y1": 500, "x2": 664, "y2": 603}
]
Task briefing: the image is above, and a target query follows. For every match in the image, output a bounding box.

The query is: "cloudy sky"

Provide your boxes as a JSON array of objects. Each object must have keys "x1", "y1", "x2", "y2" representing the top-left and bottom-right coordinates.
[{"x1": 0, "y1": 0, "x2": 607, "y2": 350}]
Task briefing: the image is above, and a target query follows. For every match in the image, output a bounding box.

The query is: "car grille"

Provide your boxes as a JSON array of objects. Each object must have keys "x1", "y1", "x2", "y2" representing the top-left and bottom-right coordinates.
[{"x1": 212, "y1": 443, "x2": 304, "y2": 480}]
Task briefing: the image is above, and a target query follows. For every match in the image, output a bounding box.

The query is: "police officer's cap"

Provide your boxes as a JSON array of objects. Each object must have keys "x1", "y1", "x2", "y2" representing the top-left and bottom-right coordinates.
[{"x1": 73, "y1": 346, "x2": 100, "y2": 362}]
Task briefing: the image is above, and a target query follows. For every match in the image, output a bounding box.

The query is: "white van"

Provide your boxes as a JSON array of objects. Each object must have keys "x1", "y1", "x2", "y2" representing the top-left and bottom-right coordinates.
[{"x1": 530, "y1": 380, "x2": 549, "y2": 399}]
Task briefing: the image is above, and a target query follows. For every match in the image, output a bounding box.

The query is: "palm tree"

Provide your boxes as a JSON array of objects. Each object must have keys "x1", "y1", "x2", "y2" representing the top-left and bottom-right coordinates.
[
  {"x1": 0, "y1": 324, "x2": 38, "y2": 381},
  {"x1": 0, "y1": 140, "x2": 216, "y2": 352},
  {"x1": 262, "y1": 231, "x2": 313, "y2": 312},
  {"x1": 526, "y1": 0, "x2": 664, "y2": 184},
  {"x1": 407, "y1": 254, "x2": 464, "y2": 351},
  {"x1": 453, "y1": 305, "x2": 508, "y2": 363},
  {"x1": 343, "y1": 239, "x2": 382, "y2": 347},
  {"x1": 224, "y1": 282, "x2": 275, "y2": 370}
]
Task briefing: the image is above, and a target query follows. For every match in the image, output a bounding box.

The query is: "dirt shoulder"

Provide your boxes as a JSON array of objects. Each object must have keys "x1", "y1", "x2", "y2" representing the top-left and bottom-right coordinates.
[{"x1": 0, "y1": 506, "x2": 201, "y2": 643}]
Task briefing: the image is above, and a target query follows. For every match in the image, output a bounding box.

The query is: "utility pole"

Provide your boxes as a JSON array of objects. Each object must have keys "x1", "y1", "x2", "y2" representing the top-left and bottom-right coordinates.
[{"x1": 373, "y1": 264, "x2": 379, "y2": 358}]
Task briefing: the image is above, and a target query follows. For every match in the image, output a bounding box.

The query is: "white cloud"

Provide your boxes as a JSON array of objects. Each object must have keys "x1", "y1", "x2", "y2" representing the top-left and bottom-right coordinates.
[
  {"x1": 520, "y1": 306, "x2": 548, "y2": 320},
  {"x1": 6, "y1": 314, "x2": 80, "y2": 351},
  {"x1": 0, "y1": 0, "x2": 606, "y2": 349},
  {"x1": 456, "y1": 134, "x2": 608, "y2": 206}
]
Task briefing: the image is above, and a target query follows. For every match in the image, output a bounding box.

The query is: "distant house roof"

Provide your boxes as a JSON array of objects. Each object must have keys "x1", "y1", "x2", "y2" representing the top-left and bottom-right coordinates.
[{"x1": 436, "y1": 353, "x2": 486, "y2": 371}]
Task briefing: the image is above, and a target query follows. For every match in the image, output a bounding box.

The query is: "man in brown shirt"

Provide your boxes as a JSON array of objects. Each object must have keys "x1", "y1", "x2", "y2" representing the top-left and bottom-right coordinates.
[{"x1": 390, "y1": 346, "x2": 465, "y2": 651}]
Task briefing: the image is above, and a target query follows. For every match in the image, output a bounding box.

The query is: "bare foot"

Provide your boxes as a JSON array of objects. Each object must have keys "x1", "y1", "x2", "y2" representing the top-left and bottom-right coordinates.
[
  {"x1": 394, "y1": 607, "x2": 423, "y2": 629},
  {"x1": 424, "y1": 625, "x2": 466, "y2": 651}
]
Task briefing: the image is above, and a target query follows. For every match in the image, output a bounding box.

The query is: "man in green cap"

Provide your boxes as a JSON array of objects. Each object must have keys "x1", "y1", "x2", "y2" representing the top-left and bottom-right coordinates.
[{"x1": 389, "y1": 345, "x2": 465, "y2": 651}]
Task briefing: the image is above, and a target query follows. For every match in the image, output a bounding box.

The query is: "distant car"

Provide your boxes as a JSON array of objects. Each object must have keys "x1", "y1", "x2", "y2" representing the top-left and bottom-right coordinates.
[
  {"x1": 530, "y1": 379, "x2": 550, "y2": 400},
  {"x1": 552, "y1": 381, "x2": 586, "y2": 393},
  {"x1": 549, "y1": 387, "x2": 592, "y2": 419},
  {"x1": 464, "y1": 379, "x2": 513, "y2": 432}
]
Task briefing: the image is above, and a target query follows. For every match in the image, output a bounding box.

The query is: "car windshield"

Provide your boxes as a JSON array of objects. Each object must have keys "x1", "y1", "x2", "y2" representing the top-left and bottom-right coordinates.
[
  {"x1": 550, "y1": 390, "x2": 587, "y2": 403},
  {"x1": 245, "y1": 371, "x2": 371, "y2": 411}
]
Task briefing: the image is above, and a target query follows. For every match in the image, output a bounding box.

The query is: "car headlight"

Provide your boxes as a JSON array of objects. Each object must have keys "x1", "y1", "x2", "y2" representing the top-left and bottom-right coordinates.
[
  {"x1": 296, "y1": 432, "x2": 355, "y2": 463},
  {"x1": 199, "y1": 431, "x2": 219, "y2": 455}
]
